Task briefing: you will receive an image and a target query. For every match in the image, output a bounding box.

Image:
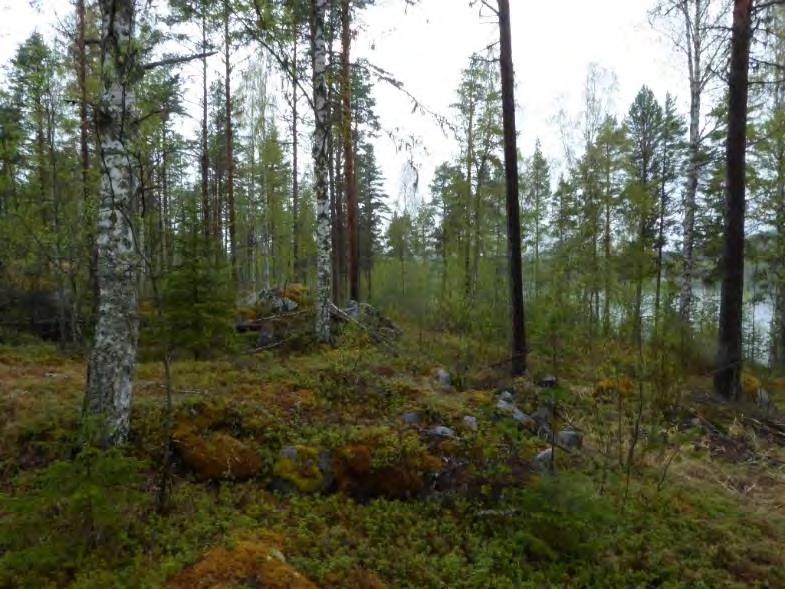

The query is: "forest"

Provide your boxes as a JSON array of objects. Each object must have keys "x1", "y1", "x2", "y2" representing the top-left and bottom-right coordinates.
[{"x1": 1, "y1": 0, "x2": 785, "y2": 587}]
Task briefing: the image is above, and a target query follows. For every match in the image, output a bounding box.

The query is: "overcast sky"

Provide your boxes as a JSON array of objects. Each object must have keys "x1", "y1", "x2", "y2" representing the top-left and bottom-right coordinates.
[{"x1": 0, "y1": 0, "x2": 687, "y2": 210}]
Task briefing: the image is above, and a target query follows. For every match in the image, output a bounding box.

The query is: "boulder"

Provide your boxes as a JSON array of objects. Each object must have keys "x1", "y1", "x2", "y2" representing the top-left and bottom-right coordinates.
[
  {"x1": 556, "y1": 430, "x2": 583, "y2": 450},
  {"x1": 463, "y1": 415, "x2": 479, "y2": 432},
  {"x1": 272, "y1": 445, "x2": 331, "y2": 494},
  {"x1": 427, "y1": 425, "x2": 458, "y2": 439},
  {"x1": 258, "y1": 288, "x2": 299, "y2": 314},
  {"x1": 401, "y1": 411, "x2": 421, "y2": 425},
  {"x1": 436, "y1": 368, "x2": 452, "y2": 387},
  {"x1": 537, "y1": 375, "x2": 558, "y2": 389},
  {"x1": 534, "y1": 448, "x2": 554, "y2": 472}
]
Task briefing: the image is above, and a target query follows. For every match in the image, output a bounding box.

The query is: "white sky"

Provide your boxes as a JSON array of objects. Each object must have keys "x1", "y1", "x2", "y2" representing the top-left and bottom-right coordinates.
[{"x1": 0, "y1": 0, "x2": 687, "y2": 210}]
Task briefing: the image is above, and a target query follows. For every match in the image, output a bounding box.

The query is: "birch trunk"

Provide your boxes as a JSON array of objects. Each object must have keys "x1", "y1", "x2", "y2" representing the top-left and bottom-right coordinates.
[
  {"x1": 225, "y1": 0, "x2": 237, "y2": 284},
  {"x1": 679, "y1": 0, "x2": 703, "y2": 328},
  {"x1": 85, "y1": 0, "x2": 140, "y2": 446},
  {"x1": 313, "y1": 0, "x2": 332, "y2": 342},
  {"x1": 341, "y1": 0, "x2": 359, "y2": 302}
]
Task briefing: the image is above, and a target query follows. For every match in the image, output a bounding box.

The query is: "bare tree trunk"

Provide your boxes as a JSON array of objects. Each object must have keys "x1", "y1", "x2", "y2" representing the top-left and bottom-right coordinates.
[
  {"x1": 715, "y1": 0, "x2": 751, "y2": 400},
  {"x1": 85, "y1": 0, "x2": 140, "y2": 446},
  {"x1": 312, "y1": 0, "x2": 332, "y2": 342},
  {"x1": 224, "y1": 0, "x2": 236, "y2": 284},
  {"x1": 291, "y1": 24, "x2": 301, "y2": 281},
  {"x1": 497, "y1": 0, "x2": 527, "y2": 375},
  {"x1": 201, "y1": 7, "x2": 210, "y2": 241},
  {"x1": 341, "y1": 0, "x2": 359, "y2": 301},
  {"x1": 679, "y1": 0, "x2": 703, "y2": 330}
]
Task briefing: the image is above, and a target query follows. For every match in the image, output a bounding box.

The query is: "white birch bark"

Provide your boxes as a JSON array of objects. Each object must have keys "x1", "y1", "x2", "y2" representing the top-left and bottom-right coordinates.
[
  {"x1": 312, "y1": 0, "x2": 332, "y2": 342},
  {"x1": 84, "y1": 0, "x2": 140, "y2": 446}
]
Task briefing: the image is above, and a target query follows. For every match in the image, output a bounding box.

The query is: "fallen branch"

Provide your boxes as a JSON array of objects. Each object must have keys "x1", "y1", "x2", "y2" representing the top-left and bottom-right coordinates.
[{"x1": 329, "y1": 303, "x2": 399, "y2": 355}]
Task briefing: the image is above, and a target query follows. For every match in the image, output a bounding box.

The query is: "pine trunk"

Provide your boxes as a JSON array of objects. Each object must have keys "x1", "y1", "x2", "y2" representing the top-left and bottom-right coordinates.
[
  {"x1": 497, "y1": 0, "x2": 527, "y2": 375},
  {"x1": 715, "y1": 0, "x2": 751, "y2": 400}
]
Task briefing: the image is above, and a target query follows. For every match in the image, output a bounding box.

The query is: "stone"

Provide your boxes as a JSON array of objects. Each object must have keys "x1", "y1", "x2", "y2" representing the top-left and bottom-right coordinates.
[
  {"x1": 463, "y1": 415, "x2": 479, "y2": 431},
  {"x1": 537, "y1": 375, "x2": 558, "y2": 389},
  {"x1": 532, "y1": 403, "x2": 554, "y2": 428},
  {"x1": 556, "y1": 430, "x2": 583, "y2": 450},
  {"x1": 402, "y1": 411, "x2": 421, "y2": 425},
  {"x1": 427, "y1": 425, "x2": 457, "y2": 439},
  {"x1": 512, "y1": 408, "x2": 537, "y2": 431},
  {"x1": 498, "y1": 390, "x2": 514, "y2": 403},
  {"x1": 436, "y1": 368, "x2": 452, "y2": 387},
  {"x1": 534, "y1": 448, "x2": 554, "y2": 472},
  {"x1": 258, "y1": 288, "x2": 299, "y2": 313}
]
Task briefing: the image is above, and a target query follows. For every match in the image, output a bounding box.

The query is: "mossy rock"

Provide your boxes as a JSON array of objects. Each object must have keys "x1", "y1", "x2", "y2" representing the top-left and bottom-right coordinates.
[
  {"x1": 166, "y1": 538, "x2": 316, "y2": 589},
  {"x1": 272, "y1": 445, "x2": 328, "y2": 494},
  {"x1": 332, "y1": 439, "x2": 443, "y2": 500},
  {"x1": 172, "y1": 423, "x2": 261, "y2": 481}
]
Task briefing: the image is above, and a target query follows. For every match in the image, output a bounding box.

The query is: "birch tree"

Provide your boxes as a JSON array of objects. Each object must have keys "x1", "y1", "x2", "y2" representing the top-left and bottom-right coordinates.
[
  {"x1": 84, "y1": 0, "x2": 141, "y2": 446},
  {"x1": 312, "y1": 0, "x2": 332, "y2": 342},
  {"x1": 650, "y1": 0, "x2": 728, "y2": 329}
]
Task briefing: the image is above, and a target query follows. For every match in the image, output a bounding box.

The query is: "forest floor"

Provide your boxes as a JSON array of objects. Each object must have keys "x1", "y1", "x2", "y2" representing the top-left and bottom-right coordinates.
[{"x1": 1, "y1": 322, "x2": 785, "y2": 588}]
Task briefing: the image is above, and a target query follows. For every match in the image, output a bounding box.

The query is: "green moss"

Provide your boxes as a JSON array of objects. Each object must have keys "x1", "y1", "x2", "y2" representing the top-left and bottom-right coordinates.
[{"x1": 273, "y1": 446, "x2": 325, "y2": 494}]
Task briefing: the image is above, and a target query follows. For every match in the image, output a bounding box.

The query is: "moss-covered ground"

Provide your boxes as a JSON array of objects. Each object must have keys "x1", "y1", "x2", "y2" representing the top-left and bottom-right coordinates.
[{"x1": 1, "y1": 326, "x2": 784, "y2": 588}]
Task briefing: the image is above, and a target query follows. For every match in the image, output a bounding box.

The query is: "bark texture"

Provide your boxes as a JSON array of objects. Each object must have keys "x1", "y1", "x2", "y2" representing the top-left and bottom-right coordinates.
[
  {"x1": 313, "y1": 0, "x2": 332, "y2": 342},
  {"x1": 85, "y1": 0, "x2": 141, "y2": 446},
  {"x1": 341, "y1": 0, "x2": 359, "y2": 301},
  {"x1": 497, "y1": 0, "x2": 527, "y2": 375},
  {"x1": 715, "y1": 0, "x2": 751, "y2": 400}
]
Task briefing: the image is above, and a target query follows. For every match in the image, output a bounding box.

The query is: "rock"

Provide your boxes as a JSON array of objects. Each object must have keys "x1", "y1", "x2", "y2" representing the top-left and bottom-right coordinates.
[
  {"x1": 534, "y1": 448, "x2": 554, "y2": 472},
  {"x1": 512, "y1": 408, "x2": 537, "y2": 431},
  {"x1": 556, "y1": 430, "x2": 583, "y2": 450},
  {"x1": 537, "y1": 375, "x2": 558, "y2": 389},
  {"x1": 496, "y1": 399, "x2": 515, "y2": 416},
  {"x1": 498, "y1": 390, "x2": 514, "y2": 403},
  {"x1": 427, "y1": 425, "x2": 457, "y2": 439},
  {"x1": 272, "y1": 446, "x2": 330, "y2": 494},
  {"x1": 532, "y1": 403, "x2": 554, "y2": 429},
  {"x1": 258, "y1": 288, "x2": 299, "y2": 313},
  {"x1": 436, "y1": 368, "x2": 452, "y2": 387},
  {"x1": 342, "y1": 301, "x2": 402, "y2": 337},
  {"x1": 402, "y1": 411, "x2": 421, "y2": 425},
  {"x1": 463, "y1": 415, "x2": 479, "y2": 431}
]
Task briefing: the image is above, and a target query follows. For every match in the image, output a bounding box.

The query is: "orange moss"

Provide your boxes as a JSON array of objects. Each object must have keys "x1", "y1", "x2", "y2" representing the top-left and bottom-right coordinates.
[
  {"x1": 742, "y1": 373, "x2": 762, "y2": 402},
  {"x1": 173, "y1": 423, "x2": 261, "y2": 481},
  {"x1": 345, "y1": 569, "x2": 389, "y2": 589},
  {"x1": 594, "y1": 376, "x2": 635, "y2": 400},
  {"x1": 770, "y1": 377, "x2": 785, "y2": 395},
  {"x1": 236, "y1": 306, "x2": 257, "y2": 322},
  {"x1": 166, "y1": 539, "x2": 316, "y2": 589},
  {"x1": 282, "y1": 283, "x2": 309, "y2": 305},
  {"x1": 333, "y1": 441, "x2": 442, "y2": 500}
]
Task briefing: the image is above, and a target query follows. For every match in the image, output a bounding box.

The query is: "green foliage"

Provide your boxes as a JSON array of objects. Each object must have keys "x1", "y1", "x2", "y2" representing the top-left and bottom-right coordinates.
[
  {"x1": 0, "y1": 446, "x2": 147, "y2": 588},
  {"x1": 152, "y1": 202, "x2": 237, "y2": 359}
]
